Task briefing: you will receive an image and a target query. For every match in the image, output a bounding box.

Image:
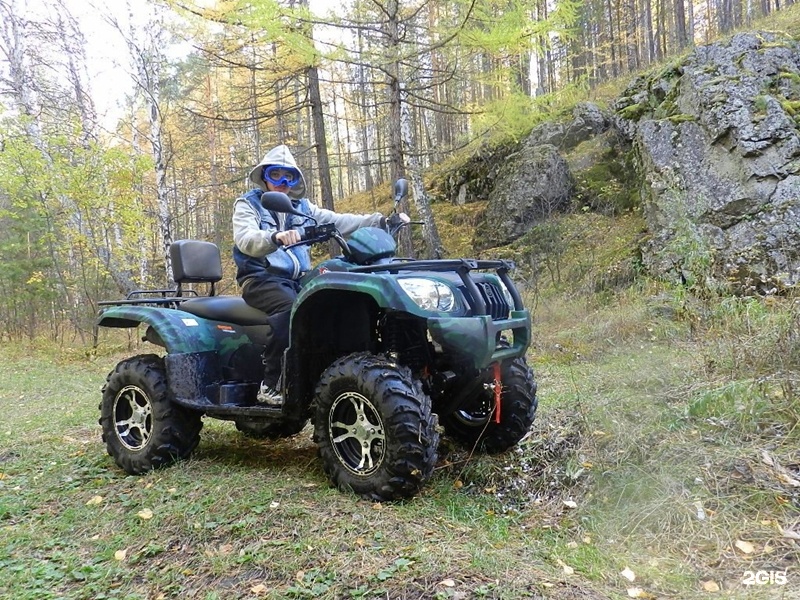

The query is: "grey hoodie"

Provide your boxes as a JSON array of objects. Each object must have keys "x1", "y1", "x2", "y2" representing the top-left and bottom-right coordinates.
[
  {"x1": 233, "y1": 145, "x2": 385, "y2": 272},
  {"x1": 248, "y1": 144, "x2": 308, "y2": 198}
]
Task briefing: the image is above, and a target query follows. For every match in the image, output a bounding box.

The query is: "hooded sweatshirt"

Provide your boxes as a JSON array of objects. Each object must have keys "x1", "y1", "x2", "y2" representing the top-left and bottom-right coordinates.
[{"x1": 233, "y1": 144, "x2": 385, "y2": 285}]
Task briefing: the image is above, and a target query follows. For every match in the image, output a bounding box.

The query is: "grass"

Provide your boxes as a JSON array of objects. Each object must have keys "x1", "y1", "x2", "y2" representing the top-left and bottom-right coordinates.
[{"x1": 3, "y1": 258, "x2": 800, "y2": 599}]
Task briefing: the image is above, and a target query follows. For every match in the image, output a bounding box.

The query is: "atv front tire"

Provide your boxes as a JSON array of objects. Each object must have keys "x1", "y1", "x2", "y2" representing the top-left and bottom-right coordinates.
[
  {"x1": 314, "y1": 352, "x2": 439, "y2": 501},
  {"x1": 100, "y1": 354, "x2": 202, "y2": 474},
  {"x1": 441, "y1": 357, "x2": 537, "y2": 454}
]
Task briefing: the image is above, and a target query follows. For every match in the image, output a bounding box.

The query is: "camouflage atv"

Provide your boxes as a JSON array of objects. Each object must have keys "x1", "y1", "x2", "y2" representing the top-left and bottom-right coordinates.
[{"x1": 96, "y1": 180, "x2": 537, "y2": 500}]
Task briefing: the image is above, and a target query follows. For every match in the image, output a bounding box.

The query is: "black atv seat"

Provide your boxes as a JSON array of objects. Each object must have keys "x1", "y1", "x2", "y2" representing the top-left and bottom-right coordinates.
[{"x1": 171, "y1": 240, "x2": 270, "y2": 326}]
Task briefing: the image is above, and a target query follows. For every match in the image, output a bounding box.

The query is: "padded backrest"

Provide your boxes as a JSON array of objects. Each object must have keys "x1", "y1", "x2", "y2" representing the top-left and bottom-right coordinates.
[{"x1": 170, "y1": 240, "x2": 223, "y2": 284}]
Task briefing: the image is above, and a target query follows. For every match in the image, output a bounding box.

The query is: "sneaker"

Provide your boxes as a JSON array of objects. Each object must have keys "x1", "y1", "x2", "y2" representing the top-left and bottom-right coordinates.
[{"x1": 257, "y1": 381, "x2": 283, "y2": 406}]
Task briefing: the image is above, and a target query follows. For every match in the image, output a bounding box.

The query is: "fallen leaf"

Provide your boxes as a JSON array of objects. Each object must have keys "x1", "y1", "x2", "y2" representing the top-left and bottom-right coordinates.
[
  {"x1": 778, "y1": 472, "x2": 800, "y2": 487},
  {"x1": 693, "y1": 500, "x2": 706, "y2": 521},
  {"x1": 440, "y1": 579, "x2": 456, "y2": 587},
  {"x1": 627, "y1": 588, "x2": 654, "y2": 598},
  {"x1": 621, "y1": 567, "x2": 636, "y2": 582},
  {"x1": 86, "y1": 495, "x2": 104, "y2": 506},
  {"x1": 783, "y1": 528, "x2": 800, "y2": 540},
  {"x1": 566, "y1": 541, "x2": 579, "y2": 549},
  {"x1": 296, "y1": 570, "x2": 305, "y2": 583},
  {"x1": 702, "y1": 580, "x2": 720, "y2": 592},
  {"x1": 114, "y1": 549, "x2": 127, "y2": 561},
  {"x1": 734, "y1": 540, "x2": 755, "y2": 554},
  {"x1": 556, "y1": 559, "x2": 574, "y2": 575},
  {"x1": 218, "y1": 544, "x2": 233, "y2": 555},
  {"x1": 251, "y1": 584, "x2": 268, "y2": 595}
]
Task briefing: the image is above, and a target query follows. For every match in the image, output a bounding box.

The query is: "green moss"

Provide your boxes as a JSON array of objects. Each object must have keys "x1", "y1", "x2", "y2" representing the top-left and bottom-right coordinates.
[
  {"x1": 665, "y1": 113, "x2": 696, "y2": 123},
  {"x1": 778, "y1": 71, "x2": 800, "y2": 84},
  {"x1": 618, "y1": 102, "x2": 648, "y2": 120},
  {"x1": 573, "y1": 146, "x2": 640, "y2": 215},
  {"x1": 754, "y1": 94, "x2": 771, "y2": 113},
  {"x1": 780, "y1": 99, "x2": 800, "y2": 115}
]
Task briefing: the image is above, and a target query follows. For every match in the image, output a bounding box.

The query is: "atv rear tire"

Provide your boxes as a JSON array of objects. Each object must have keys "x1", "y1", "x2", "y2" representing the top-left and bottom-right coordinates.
[
  {"x1": 100, "y1": 354, "x2": 202, "y2": 474},
  {"x1": 313, "y1": 352, "x2": 439, "y2": 501},
  {"x1": 234, "y1": 417, "x2": 308, "y2": 439},
  {"x1": 441, "y1": 357, "x2": 537, "y2": 454}
]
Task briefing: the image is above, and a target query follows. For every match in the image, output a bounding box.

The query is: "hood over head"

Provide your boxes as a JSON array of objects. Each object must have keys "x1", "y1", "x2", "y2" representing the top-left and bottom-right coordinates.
[{"x1": 248, "y1": 144, "x2": 307, "y2": 198}]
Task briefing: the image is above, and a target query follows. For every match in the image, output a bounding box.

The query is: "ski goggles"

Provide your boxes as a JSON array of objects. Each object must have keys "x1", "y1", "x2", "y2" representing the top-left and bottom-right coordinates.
[{"x1": 263, "y1": 166, "x2": 301, "y2": 188}]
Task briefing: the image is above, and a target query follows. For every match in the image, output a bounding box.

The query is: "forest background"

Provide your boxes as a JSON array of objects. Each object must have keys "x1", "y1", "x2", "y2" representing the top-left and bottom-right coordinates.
[
  {"x1": 0, "y1": 0, "x2": 782, "y2": 343},
  {"x1": 3, "y1": 1, "x2": 800, "y2": 598}
]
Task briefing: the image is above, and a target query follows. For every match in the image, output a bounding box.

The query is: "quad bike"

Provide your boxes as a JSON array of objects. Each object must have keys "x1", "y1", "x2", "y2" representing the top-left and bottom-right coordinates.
[{"x1": 96, "y1": 180, "x2": 538, "y2": 500}]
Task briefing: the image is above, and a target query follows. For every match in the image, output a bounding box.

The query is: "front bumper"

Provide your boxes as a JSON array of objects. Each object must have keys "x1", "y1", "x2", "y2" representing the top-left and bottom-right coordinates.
[{"x1": 427, "y1": 309, "x2": 531, "y2": 369}]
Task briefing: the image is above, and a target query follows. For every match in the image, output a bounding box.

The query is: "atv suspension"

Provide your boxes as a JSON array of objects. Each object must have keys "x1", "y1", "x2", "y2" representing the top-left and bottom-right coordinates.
[
  {"x1": 489, "y1": 362, "x2": 502, "y2": 424},
  {"x1": 380, "y1": 314, "x2": 430, "y2": 373}
]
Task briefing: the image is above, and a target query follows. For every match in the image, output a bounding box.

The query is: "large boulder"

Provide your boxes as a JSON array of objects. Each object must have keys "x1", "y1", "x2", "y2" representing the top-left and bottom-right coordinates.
[
  {"x1": 473, "y1": 142, "x2": 574, "y2": 250},
  {"x1": 615, "y1": 32, "x2": 800, "y2": 292},
  {"x1": 470, "y1": 103, "x2": 610, "y2": 249}
]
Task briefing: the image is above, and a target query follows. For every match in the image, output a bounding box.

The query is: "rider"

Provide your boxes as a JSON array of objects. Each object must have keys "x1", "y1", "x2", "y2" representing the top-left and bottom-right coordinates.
[{"x1": 233, "y1": 144, "x2": 408, "y2": 406}]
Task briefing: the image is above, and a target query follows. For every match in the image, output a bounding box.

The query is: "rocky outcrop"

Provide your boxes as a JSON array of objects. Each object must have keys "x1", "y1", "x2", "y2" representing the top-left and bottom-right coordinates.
[
  {"x1": 470, "y1": 102, "x2": 610, "y2": 250},
  {"x1": 615, "y1": 32, "x2": 800, "y2": 292},
  {"x1": 473, "y1": 143, "x2": 574, "y2": 250}
]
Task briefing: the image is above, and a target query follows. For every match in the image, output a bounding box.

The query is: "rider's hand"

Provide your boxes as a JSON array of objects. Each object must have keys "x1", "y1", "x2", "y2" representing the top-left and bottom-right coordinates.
[
  {"x1": 274, "y1": 230, "x2": 301, "y2": 246},
  {"x1": 387, "y1": 212, "x2": 411, "y2": 231}
]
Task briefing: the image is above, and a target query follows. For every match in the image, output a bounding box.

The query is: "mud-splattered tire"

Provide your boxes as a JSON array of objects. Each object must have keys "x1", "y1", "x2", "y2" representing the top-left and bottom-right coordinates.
[
  {"x1": 100, "y1": 354, "x2": 202, "y2": 474},
  {"x1": 234, "y1": 418, "x2": 308, "y2": 439},
  {"x1": 313, "y1": 352, "x2": 439, "y2": 501},
  {"x1": 441, "y1": 357, "x2": 537, "y2": 454}
]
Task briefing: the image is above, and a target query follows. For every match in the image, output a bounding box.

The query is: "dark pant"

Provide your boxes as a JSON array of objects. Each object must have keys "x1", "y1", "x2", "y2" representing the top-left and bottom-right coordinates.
[{"x1": 242, "y1": 274, "x2": 301, "y2": 387}]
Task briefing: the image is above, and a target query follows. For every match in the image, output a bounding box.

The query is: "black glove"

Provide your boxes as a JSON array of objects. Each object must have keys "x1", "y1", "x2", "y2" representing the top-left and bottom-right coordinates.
[{"x1": 386, "y1": 213, "x2": 405, "y2": 233}]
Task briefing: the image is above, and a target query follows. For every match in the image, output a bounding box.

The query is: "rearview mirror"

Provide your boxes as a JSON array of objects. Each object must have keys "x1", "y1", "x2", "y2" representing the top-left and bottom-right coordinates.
[
  {"x1": 393, "y1": 179, "x2": 408, "y2": 204},
  {"x1": 260, "y1": 192, "x2": 303, "y2": 216}
]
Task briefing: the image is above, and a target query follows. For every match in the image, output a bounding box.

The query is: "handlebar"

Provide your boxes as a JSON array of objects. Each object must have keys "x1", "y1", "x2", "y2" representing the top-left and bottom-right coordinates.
[{"x1": 284, "y1": 222, "x2": 351, "y2": 256}]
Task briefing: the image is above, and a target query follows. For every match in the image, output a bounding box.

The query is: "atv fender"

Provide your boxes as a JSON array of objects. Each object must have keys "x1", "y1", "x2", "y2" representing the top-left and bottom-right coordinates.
[
  {"x1": 98, "y1": 305, "x2": 262, "y2": 405},
  {"x1": 98, "y1": 305, "x2": 233, "y2": 354}
]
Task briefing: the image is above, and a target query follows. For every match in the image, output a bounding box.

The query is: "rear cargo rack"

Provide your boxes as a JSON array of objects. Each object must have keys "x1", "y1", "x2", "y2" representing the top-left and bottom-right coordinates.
[{"x1": 98, "y1": 288, "x2": 199, "y2": 308}]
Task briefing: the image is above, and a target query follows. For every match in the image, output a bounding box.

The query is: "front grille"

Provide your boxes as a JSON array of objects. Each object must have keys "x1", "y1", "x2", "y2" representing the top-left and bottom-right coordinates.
[{"x1": 476, "y1": 282, "x2": 510, "y2": 320}]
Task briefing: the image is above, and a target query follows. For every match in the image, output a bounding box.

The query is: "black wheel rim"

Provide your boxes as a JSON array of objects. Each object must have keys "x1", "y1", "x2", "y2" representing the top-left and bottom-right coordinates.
[
  {"x1": 113, "y1": 385, "x2": 153, "y2": 451},
  {"x1": 328, "y1": 391, "x2": 385, "y2": 476},
  {"x1": 454, "y1": 394, "x2": 493, "y2": 427}
]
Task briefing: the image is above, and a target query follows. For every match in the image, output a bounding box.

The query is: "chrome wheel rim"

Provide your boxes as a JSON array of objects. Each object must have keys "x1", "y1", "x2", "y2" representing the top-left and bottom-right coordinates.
[
  {"x1": 328, "y1": 391, "x2": 385, "y2": 476},
  {"x1": 113, "y1": 385, "x2": 153, "y2": 451}
]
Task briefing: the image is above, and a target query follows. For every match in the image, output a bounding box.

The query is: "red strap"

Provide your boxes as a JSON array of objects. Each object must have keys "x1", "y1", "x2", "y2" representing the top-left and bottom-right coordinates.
[{"x1": 493, "y1": 362, "x2": 502, "y2": 424}]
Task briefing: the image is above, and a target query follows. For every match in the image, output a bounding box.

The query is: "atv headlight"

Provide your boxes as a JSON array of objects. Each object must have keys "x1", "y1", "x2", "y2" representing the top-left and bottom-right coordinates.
[
  {"x1": 398, "y1": 278, "x2": 456, "y2": 312},
  {"x1": 497, "y1": 279, "x2": 516, "y2": 310}
]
